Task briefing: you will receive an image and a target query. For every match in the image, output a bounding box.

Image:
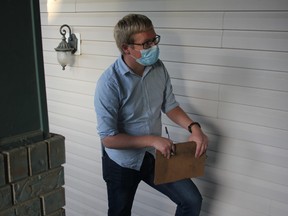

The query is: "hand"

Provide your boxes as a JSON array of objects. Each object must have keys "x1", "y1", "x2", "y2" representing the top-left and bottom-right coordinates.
[
  {"x1": 188, "y1": 126, "x2": 208, "y2": 158},
  {"x1": 150, "y1": 136, "x2": 174, "y2": 159}
]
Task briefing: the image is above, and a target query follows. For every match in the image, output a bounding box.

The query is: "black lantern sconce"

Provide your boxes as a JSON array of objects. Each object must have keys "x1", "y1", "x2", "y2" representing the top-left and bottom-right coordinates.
[{"x1": 55, "y1": 24, "x2": 78, "y2": 70}]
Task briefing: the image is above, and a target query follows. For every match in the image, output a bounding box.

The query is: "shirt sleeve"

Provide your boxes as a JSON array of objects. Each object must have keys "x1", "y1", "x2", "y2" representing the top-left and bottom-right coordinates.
[
  {"x1": 94, "y1": 73, "x2": 120, "y2": 139},
  {"x1": 161, "y1": 63, "x2": 179, "y2": 113}
]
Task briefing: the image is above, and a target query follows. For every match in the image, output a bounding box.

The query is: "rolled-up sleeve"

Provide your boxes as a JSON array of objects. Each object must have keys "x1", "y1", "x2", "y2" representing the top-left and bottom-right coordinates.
[{"x1": 94, "y1": 74, "x2": 119, "y2": 140}]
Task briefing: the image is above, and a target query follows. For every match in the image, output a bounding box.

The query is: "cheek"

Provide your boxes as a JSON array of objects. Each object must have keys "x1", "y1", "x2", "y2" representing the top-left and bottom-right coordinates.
[{"x1": 130, "y1": 49, "x2": 142, "y2": 58}]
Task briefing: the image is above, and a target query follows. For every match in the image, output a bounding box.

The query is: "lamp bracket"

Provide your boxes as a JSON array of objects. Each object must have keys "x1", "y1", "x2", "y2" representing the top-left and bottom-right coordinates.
[{"x1": 59, "y1": 24, "x2": 78, "y2": 54}]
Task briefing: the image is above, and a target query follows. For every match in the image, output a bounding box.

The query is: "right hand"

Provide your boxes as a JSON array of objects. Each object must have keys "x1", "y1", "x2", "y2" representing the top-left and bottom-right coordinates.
[{"x1": 150, "y1": 136, "x2": 174, "y2": 159}]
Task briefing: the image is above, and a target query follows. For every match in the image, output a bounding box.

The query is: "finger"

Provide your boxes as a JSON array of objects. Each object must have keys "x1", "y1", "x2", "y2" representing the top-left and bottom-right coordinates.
[
  {"x1": 166, "y1": 141, "x2": 173, "y2": 159},
  {"x1": 195, "y1": 143, "x2": 201, "y2": 158},
  {"x1": 162, "y1": 149, "x2": 170, "y2": 159},
  {"x1": 200, "y1": 140, "x2": 208, "y2": 156},
  {"x1": 204, "y1": 142, "x2": 208, "y2": 152},
  {"x1": 202, "y1": 140, "x2": 208, "y2": 154},
  {"x1": 170, "y1": 144, "x2": 176, "y2": 156},
  {"x1": 196, "y1": 140, "x2": 206, "y2": 158},
  {"x1": 167, "y1": 148, "x2": 171, "y2": 159},
  {"x1": 200, "y1": 143, "x2": 206, "y2": 156}
]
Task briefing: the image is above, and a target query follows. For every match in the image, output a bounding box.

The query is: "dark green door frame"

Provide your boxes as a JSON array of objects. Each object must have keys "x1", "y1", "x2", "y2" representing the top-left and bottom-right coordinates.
[{"x1": 1, "y1": 0, "x2": 49, "y2": 145}]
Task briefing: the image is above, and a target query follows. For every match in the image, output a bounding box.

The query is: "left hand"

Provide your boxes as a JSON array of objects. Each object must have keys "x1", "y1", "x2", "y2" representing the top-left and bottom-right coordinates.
[{"x1": 188, "y1": 126, "x2": 208, "y2": 158}]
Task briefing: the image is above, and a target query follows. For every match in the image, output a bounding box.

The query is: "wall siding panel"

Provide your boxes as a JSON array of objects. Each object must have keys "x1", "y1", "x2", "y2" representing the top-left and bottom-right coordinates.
[
  {"x1": 223, "y1": 31, "x2": 288, "y2": 52},
  {"x1": 161, "y1": 46, "x2": 288, "y2": 72},
  {"x1": 223, "y1": 12, "x2": 288, "y2": 31},
  {"x1": 74, "y1": 0, "x2": 288, "y2": 12},
  {"x1": 40, "y1": 0, "x2": 288, "y2": 215},
  {"x1": 219, "y1": 85, "x2": 288, "y2": 111},
  {"x1": 203, "y1": 166, "x2": 288, "y2": 203},
  {"x1": 218, "y1": 102, "x2": 288, "y2": 130}
]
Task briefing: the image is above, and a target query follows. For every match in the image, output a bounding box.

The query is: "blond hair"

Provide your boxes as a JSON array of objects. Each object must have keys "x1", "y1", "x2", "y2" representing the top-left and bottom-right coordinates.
[{"x1": 114, "y1": 14, "x2": 154, "y2": 54}]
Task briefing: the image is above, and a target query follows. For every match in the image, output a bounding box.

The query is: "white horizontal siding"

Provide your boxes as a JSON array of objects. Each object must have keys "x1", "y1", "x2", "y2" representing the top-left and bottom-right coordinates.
[
  {"x1": 39, "y1": 0, "x2": 288, "y2": 215},
  {"x1": 203, "y1": 165, "x2": 288, "y2": 203},
  {"x1": 223, "y1": 12, "x2": 288, "y2": 31},
  {"x1": 171, "y1": 79, "x2": 219, "y2": 100},
  {"x1": 165, "y1": 61, "x2": 288, "y2": 92},
  {"x1": 46, "y1": 88, "x2": 93, "y2": 109},
  {"x1": 40, "y1": 0, "x2": 288, "y2": 13},
  {"x1": 77, "y1": 0, "x2": 288, "y2": 12},
  {"x1": 161, "y1": 46, "x2": 288, "y2": 71},
  {"x1": 223, "y1": 31, "x2": 288, "y2": 52},
  {"x1": 219, "y1": 85, "x2": 288, "y2": 112},
  {"x1": 218, "y1": 102, "x2": 288, "y2": 130}
]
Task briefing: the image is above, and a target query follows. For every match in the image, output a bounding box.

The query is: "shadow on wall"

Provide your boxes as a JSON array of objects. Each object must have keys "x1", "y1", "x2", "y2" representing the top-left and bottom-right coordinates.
[
  {"x1": 159, "y1": 30, "x2": 223, "y2": 215},
  {"x1": 182, "y1": 103, "x2": 222, "y2": 215}
]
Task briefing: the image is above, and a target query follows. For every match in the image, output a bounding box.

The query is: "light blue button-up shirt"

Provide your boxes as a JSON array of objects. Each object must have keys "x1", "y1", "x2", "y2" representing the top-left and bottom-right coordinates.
[{"x1": 94, "y1": 56, "x2": 179, "y2": 170}]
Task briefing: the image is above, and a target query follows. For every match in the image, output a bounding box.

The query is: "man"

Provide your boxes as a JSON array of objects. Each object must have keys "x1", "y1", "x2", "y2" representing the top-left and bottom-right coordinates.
[{"x1": 94, "y1": 14, "x2": 208, "y2": 216}]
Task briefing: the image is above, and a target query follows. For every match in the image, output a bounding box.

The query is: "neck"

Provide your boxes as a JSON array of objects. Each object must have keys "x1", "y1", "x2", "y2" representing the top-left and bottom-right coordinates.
[{"x1": 123, "y1": 54, "x2": 144, "y2": 76}]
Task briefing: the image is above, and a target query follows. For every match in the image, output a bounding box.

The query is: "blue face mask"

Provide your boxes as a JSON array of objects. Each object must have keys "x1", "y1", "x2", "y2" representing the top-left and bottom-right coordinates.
[{"x1": 134, "y1": 45, "x2": 160, "y2": 66}]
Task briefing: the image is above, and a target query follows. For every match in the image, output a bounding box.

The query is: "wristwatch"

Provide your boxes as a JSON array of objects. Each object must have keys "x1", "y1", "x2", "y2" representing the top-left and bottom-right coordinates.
[{"x1": 188, "y1": 122, "x2": 201, "y2": 133}]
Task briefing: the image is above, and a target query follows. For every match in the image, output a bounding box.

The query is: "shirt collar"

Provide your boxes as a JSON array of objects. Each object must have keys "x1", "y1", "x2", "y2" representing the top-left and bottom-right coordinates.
[
  {"x1": 117, "y1": 55, "x2": 153, "y2": 76},
  {"x1": 117, "y1": 55, "x2": 130, "y2": 75}
]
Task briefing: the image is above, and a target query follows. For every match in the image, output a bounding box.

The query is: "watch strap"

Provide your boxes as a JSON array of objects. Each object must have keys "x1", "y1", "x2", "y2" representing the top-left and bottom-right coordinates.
[{"x1": 188, "y1": 122, "x2": 201, "y2": 133}]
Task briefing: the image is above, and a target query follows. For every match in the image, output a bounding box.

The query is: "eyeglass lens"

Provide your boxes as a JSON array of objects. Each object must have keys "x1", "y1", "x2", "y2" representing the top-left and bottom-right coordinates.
[{"x1": 143, "y1": 35, "x2": 160, "y2": 49}]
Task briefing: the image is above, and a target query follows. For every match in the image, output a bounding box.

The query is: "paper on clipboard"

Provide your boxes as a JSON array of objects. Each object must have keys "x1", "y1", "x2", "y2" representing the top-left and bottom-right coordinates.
[{"x1": 154, "y1": 141, "x2": 206, "y2": 185}]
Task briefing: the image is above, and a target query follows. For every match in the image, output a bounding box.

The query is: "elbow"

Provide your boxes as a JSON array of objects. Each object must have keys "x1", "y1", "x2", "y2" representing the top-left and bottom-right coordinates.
[{"x1": 101, "y1": 136, "x2": 115, "y2": 149}]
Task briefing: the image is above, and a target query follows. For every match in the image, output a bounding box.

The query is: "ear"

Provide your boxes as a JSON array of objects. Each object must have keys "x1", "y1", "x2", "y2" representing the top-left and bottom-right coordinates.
[{"x1": 122, "y1": 44, "x2": 130, "y2": 54}]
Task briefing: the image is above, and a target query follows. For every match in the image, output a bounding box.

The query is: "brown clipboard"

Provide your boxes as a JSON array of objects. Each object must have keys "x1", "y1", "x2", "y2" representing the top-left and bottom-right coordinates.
[{"x1": 154, "y1": 141, "x2": 206, "y2": 185}]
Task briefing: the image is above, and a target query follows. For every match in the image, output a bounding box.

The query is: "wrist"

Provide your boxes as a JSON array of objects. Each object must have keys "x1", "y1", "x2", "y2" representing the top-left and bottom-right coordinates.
[{"x1": 188, "y1": 122, "x2": 201, "y2": 133}]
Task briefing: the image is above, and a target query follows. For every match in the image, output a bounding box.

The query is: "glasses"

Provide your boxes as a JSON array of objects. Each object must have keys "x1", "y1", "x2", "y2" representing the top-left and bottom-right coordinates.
[{"x1": 129, "y1": 35, "x2": 161, "y2": 49}]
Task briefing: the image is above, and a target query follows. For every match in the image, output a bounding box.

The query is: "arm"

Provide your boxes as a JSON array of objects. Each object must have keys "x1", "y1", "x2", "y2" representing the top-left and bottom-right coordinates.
[
  {"x1": 166, "y1": 106, "x2": 208, "y2": 158},
  {"x1": 102, "y1": 134, "x2": 174, "y2": 159}
]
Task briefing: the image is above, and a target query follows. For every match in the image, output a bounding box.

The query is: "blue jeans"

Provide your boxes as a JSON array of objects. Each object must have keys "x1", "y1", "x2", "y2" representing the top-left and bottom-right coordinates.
[{"x1": 102, "y1": 151, "x2": 202, "y2": 216}]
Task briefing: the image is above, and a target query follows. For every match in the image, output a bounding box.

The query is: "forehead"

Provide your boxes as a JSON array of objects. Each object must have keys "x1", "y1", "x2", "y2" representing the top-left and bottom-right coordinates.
[{"x1": 132, "y1": 29, "x2": 156, "y2": 42}]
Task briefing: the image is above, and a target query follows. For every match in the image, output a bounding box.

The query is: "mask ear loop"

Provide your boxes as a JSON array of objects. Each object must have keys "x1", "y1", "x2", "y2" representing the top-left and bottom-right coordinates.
[{"x1": 124, "y1": 43, "x2": 141, "y2": 60}]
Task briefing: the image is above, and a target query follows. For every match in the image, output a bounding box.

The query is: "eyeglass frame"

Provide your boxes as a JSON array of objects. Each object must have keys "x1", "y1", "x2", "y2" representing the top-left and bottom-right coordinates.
[{"x1": 128, "y1": 35, "x2": 161, "y2": 49}]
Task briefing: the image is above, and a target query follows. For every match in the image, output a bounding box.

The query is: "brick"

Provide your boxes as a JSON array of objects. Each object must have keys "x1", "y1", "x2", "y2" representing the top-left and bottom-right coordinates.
[
  {"x1": 46, "y1": 134, "x2": 65, "y2": 169},
  {"x1": 41, "y1": 187, "x2": 65, "y2": 215},
  {"x1": 15, "y1": 197, "x2": 41, "y2": 216},
  {"x1": 0, "y1": 208, "x2": 15, "y2": 216},
  {"x1": 0, "y1": 154, "x2": 5, "y2": 186},
  {"x1": 46, "y1": 208, "x2": 65, "y2": 216},
  {"x1": 27, "y1": 141, "x2": 48, "y2": 176},
  {"x1": 0, "y1": 185, "x2": 12, "y2": 211},
  {"x1": 3, "y1": 147, "x2": 28, "y2": 182},
  {"x1": 12, "y1": 166, "x2": 64, "y2": 204}
]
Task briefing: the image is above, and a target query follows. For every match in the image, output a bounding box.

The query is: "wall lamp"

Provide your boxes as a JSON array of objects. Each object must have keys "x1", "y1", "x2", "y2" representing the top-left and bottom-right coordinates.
[{"x1": 55, "y1": 24, "x2": 78, "y2": 70}]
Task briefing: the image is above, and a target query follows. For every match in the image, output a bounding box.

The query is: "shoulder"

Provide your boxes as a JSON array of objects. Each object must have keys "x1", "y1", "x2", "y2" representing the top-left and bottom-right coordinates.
[
  {"x1": 153, "y1": 59, "x2": 168, "y2": 73},
  {"x1": 97, "y1": 59, "x2": 122, "y2": 87},
  {"x1": 150, "y1": 59, "x2": 169, "y2": 79}
]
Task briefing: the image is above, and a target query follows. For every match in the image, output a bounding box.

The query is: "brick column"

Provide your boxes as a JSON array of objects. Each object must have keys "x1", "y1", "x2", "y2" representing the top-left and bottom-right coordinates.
[{"x1": 0, "y1": 134, "x2": 66, "y2": 216}]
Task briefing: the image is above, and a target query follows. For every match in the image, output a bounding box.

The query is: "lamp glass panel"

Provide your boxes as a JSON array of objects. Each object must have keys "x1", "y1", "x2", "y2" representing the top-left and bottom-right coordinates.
[{"x1": 57, "y1": 51, "x2": 71, "y2": 67}]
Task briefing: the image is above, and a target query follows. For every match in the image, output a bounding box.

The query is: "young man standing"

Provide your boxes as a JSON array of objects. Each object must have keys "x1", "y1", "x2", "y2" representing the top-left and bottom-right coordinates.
[{"x1": 94, "y1": 14, "x2": 208, "y2": 216}]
